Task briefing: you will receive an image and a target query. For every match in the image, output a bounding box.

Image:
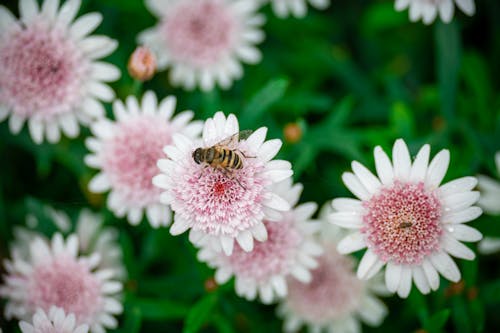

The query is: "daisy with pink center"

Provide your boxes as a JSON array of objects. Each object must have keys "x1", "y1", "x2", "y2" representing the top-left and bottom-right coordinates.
[
  {"x1": 19, "y1": 306, "x2": 89, "y2": 333},
  {"x1": 85, "y1": 91, "x2": 202, "y2": 227},
  {"x1": 138, "y1": 0, "x2": 264, "y2": 91},
  {"x1": 197, "y1": 179, "x2": 323, "y2": 304},
  {"x1": 330, "y1": 139, "x2": 483, "y2": 298},
  {"x1": 153, "y1": 112, "x2": 293, "y2": 255},
  {"x1": 0, "y1": 233, "x2": 123, "y2": 333},
  {"x1": 395, "y1": 0, "x2": 475, "y2": 25},
  {"x1": 0, "y1": 0, "x2": 120, "y2": 143},
  {"x1": 264, "y1": 0, "x2": 330, "y2": 18}
]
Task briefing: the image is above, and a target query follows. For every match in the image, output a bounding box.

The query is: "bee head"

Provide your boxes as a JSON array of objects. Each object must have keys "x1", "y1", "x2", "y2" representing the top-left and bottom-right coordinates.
[{"x1": 192, "y1": 148, "x2": 202, "y2": 164}]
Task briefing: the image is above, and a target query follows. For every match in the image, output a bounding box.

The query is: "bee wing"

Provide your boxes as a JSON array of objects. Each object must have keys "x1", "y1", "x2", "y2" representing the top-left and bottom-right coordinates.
[{"x1": 215, "y1": 130, "x2": 253, "y2": 147}]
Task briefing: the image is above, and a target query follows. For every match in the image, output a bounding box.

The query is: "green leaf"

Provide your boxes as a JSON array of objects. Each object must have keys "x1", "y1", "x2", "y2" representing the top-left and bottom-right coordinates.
[
  {"x1": 435, "y1": 20, "x2": 461, "y2": 121},
  {"x1": 240, "y1": 78, "x2": 289, "y2": 127},
  {"x1": 133, "y1": 297, "x2": 190, "y2": 320},
  {"x1": 390, "y1": 102, "x2": 414, "y2": 138},
  {"x1": 424, "y1": 309, "x2": 451, "y2": 333},
  {"x1": 183, "y1": 294, "x2": 218, "y2": 333}
]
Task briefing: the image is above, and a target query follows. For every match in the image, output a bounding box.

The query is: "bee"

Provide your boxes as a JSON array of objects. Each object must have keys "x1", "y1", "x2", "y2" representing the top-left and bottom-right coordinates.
[
  {"x1": 192, "y1": 130, "x2": 253, "y2": 189},
  {"x1": 399, "y1": 222, "x2": 413, "y2": 229}
]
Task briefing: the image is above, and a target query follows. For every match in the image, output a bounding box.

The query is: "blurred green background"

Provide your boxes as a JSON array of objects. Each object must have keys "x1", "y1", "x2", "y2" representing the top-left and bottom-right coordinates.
[{"x1": 1, "y1": 0, "x2": 500, "y2": 332}]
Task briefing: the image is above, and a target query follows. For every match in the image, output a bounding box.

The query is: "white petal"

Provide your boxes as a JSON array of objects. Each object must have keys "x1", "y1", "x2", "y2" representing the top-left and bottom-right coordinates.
[
  {"x1": 291, "y1": 265, "x2": 312, "y2": 283},
  {"x1": 439, "y1": 0, "x2": 454, "y2": 23},
  {"x1": 236, "y1": 230, "x2": 254, "y2": 252},
  {"x1": 170, "y1": 218, "x2": 190, "y2": 235},
  {"x1": 158, "y1": 96, "x2": 176, "y2": 120},
  {"x1": 337, "y1": 232, "x2": 366, "y2": 254},
  {"x1": 425, "y1": 149, "x2": 450, "y2": 189},
  {"x1": 351, "y1": 161, "x2": 381, "y2": 194},
  {"x1": 28, "y1": 119, "x2": 44, "y2": 144},
  {"x1": 385, "y1": 261, "x2": 402, "y2": 293},
  {"x1": 88, "y1": 173, "x2": 110, "y2": 193},
  {"x1": 444, "y1": 224, "x2": 482, "y2": 242},
  {"x1": 440, "y1": 177, "x2": 477, "y2": 197},
  {"x1": 141, "y1": 91, "x2": 157, "y2": 116},
  {"x1": 265, "y1": 193, "x2": 290, "y2": 211},
  {"x1": 342, "y1": 172, "x2": 370, "y2": 201},
  {"x1": 430, "y1": 251, "x2": 461, "y2": 282},
  {"x1": 358, "y1": 295, "x2": 388, "y2": 326},
  {"x1": 397, "y1": 266, "x2": 412, "y2": 298},
  {"x1": 455, "y1": 0, "x2": 475, "y2": 15},
  {"x1": 357, "y1": 249, "x2": 379, "y2": 280},
  {"x1": 442, "y1": 233, "x2": 475, "y2": 260},
  {"x1": 20, "y1": 0, "x2": 38, "y2": 23},
  {"x1": 329, "y1": 212, "x2": 363, "y2": 229},
  {"x1": 392, "y1": 139, "x2": 412, "y2": 181},
  {"x1": 244, "y1": 127, "x2": 267, "y2": 152},
  {"x1": 331, "y1": 198, "x2": 363, "y2": 212},
  {"x1": 422, "y1": 259, "x2": 440, "y2": 291},
  {"x1": 442, "y1": 192, "x2": 480, "y2": 211},
  {"x1": 88, "y1": 82, "x2": 115, "y2": 102},
  {"x1": 271, "y1": 275, "x2": 287, "y2": 297},
  {"x1": 258, "y1": 139, "x2": 282, "y2": 162},
  {"x1": 70, "y1": 13, "x2": 102, "y2": 39},
  {"x1": 374, "y1": 146, "x2": 394, "y2": 185},
  {"x1": 412, "y1": 266, "x2": 430, "y2": 294},
  {"x1": 220, "y1": 236, "x2": 234, "y2": 256},
  {"x1": 251, "y1": 223, "x2": 268, "y2": 242},
  {"x1": 409, "y1": 144, "x2": 430, "y2": 182},
  {"x1": 443, "y1": 206, "x2": 482, "y2": 224},
  {"x1": 57, "y1": 0, "x2": 81, "y2": 26},
  {"x1": 91, "y1": 62, "x2": 121, "y2": 82},
  {"x1": 395, "y1": 0, "x2": 411, "y2": 10}
]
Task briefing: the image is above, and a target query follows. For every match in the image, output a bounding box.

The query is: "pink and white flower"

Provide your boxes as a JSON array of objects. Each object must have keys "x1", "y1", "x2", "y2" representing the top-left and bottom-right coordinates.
[
  {"x1": 19, "y1": 306, "x2": 89, "y2": 333},
  {"x1": 153, "y1": 112, "x2": 293, "y2": 255},
  {"x1": 85, "y1": 91, "x2": 202, "y2": 227},
  {"x1": 395, "y1": 0, "x2": 475, "y2": 24},
  {"x1": 138, "y1": 0, "x2": 264, "y2": 91},
  {"x1": 477, "y1": 151, "x2": 500, "y2": 254},
  {"x1": 264, "y1": 0, "x2": 330, "y2": 18},
  {"x1": 0, "y1": 0, "x2": 120, "y2": 143},
  {"x1": 0, "y1": 233, "x2": 123, "y2": 333},
  {"x1": 197, "y1": 179, "x2": 323, "y2": 304},
  {"x1": 329, "y1": 139, "x2": 483, "y2": 298},
  {"x1": 277, "y1": 221, "x2": 388, "y2": 333}
]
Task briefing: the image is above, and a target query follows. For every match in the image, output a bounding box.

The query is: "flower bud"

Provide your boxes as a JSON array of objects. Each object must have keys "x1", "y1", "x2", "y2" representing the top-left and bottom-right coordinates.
[{"x1": 128, "y1": 46, "x2": 156, "y2": 81}]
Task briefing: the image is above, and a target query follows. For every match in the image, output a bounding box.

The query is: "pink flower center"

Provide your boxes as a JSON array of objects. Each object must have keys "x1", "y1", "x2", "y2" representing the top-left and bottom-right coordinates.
[
  {"x1": 228, "y1": 219, "x2": 302, "y2": 282},
  {"x1": 162, "y1": 0, "x2": 237, "y2": 67},
  {"x1": 0, "y1": 21, "x2": 87, "y2": 118},
  {"x1": 286, "y1": 250, "x2": 363, "y2": 324},
  {"x1": 362, "y1": 181, "x2": 442, "y2": 265},
  {"x1": 102, "y1": 116, "x2": 173, "y2": 206},
  {"x1": 28, "y1": 255, "x2": 101, "y2": 324},
  {"x1": 172, "y1": 156, "x2": 266, "y2": 237}
]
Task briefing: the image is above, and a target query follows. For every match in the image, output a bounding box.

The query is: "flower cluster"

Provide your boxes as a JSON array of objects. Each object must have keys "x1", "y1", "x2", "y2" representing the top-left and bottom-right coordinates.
[{"x1": 1, "y1": 209, "x2": 125, "y2": 332}]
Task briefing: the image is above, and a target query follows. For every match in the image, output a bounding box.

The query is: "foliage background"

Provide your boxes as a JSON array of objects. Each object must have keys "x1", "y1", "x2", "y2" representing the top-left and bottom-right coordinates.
[{"x1": 1, "y1": 0, "x2": 500, "y2": 332}]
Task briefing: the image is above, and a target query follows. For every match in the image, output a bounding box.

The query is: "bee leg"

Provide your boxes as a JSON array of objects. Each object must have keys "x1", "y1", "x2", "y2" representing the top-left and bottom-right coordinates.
[
  {"x1": 216, "y1": 166, "x2": 246, "y2": 190},
  {"x1": 198, "y1": 164, "x2": 209, "y2": 179},
  {"x1": 237, "y1": 150, "x2": 256, "y2": 159}
]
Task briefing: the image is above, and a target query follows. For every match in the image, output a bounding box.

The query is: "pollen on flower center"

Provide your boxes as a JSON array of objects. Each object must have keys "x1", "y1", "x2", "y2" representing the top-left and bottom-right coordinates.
[
  {"x1": 362, "y1": 181, "x2": 442, "y2": 265},
  {"x1": 28, "y1": 255, "x2": 101, "y2": 323},
  {"x1": 213, "y1": 181, "x2": 227, "y2": 196},
  {"x1": 286, "y1": 251, "x2": 363, "y2": 323},
  {"x1": 162, "y1": 0, "x2": 236, "y2": 67},
  {"x1": 228, "y1": 219, "x2": 302, "y2": 282},
  {"x1": 0, "y1": 22, "x2": 86, "y2": 118},
  {"x1": 102, "y1": 117, "x2": 172, "y2": 205}
]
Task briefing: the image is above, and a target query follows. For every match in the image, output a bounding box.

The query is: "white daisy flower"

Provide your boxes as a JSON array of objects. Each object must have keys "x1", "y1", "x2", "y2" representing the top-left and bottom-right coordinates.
[
  {"x1": 277, "y1": 226, "x2": 388, "y2": 333},
  {"x1": 85, "y1": 91, "x2": 202, "y2": 227},
  {"x1": 0, "y1": 233, "x2": 123, "y2": 332},
  {"x1": 138, "y1": 0, "x2": 265, "y2": 91},
  {"x1": 153, "y1": 111, "x2": 293, "y2": 255},
  {"x1": 395, "y1": 0, "x2": 475, "y2": 24},
  {"x1": 264, "y1": 0, "x2": 330, "y2": 18},
  {"x1": 477, "y1": 151, "x2": 500, "y2": 254},
  {"x1": 197, "y1": 178, "x2": 323, "y2": 304},
  {"x1": 329, "y1": 139, "x2": 483, "y2": 298},
  {"x1": 19, "y1": 306, "x2": 89, "y2": 333},
  {"x1": 0, "y1": 0, "x2": 120, "y2": 143}
]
